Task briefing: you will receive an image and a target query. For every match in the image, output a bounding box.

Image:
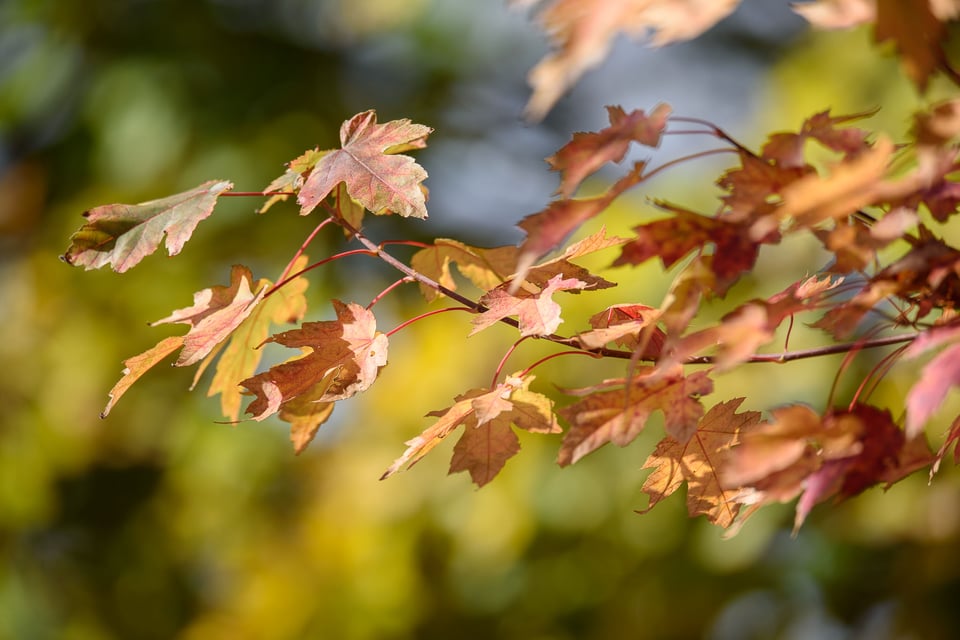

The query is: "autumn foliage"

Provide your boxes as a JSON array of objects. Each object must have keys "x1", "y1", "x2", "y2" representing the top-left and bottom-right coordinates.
[{"x1": 63, "y1": 1, "x2": 960, "y2": 533}]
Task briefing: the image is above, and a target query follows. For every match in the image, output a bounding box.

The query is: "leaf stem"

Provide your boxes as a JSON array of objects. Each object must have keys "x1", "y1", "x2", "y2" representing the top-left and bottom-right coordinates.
[
  {"x1": 265, "y1": 248, "x2": 374, "y2": 299},
  {"x1": 491, "y1": 337, "x2": 531, "y2": 388},
  {"x1": 643, "y1": 148, "x2": 738, "y2": 182},
  {"x1": 368, "y1": 277, "x2": 415, "y2": 310},
  {"x1": 385, "y1": 306, "x2": 475, "y2": 338},
  {"x1": 519, "y1": 350, "x2": 604, "y2": 378},
  {"x1": 270, "y1": 216, "x2": 337, "y2": 291}
]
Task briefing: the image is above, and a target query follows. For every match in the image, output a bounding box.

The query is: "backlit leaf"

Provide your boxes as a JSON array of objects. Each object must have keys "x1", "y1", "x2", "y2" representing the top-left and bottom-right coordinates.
[
  {"x1": 471, "y1": 274, "x2": 589, "y2": 337},
  {"x1": 558, "y1": 368, "x2": 713, "y2": 465},
  {"x1": 196, "y1": 256, "x2": 310, "y2": 421},
  {"x1": 101, "y1": 336, "x2": 185, "y2": 418},
  {"x1": 640, "y1": 398, "x2": 762, "y2": 527}
]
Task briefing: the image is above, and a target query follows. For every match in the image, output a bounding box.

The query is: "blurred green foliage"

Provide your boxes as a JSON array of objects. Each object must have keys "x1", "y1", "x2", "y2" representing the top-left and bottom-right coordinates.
[{"x1": 5, "y1": 1, "x2": 960, "y2": 638}]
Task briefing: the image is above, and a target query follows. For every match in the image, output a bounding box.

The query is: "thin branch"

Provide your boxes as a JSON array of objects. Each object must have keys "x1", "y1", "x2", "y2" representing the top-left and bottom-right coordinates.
[{"x1": 334, "y1": 217, "x2": 921, "y2": 366}]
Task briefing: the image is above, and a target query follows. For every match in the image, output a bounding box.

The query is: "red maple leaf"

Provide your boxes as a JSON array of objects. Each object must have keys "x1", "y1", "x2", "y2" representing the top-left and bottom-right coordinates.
[{"x1": 152, "y1": 264, "x2": 267, "y2": 367}]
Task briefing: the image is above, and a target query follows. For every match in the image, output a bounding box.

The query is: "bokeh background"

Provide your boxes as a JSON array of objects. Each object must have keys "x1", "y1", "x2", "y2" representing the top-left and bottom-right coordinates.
[{"x1": 5, "y1": 1, "x2": 960, "y2": 638}]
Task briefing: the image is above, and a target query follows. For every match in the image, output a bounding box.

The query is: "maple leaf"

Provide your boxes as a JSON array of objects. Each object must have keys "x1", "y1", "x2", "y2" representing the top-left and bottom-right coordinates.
[
  {"x1": 471, "y1": 274, "x2": 590, "y2": 337},
  {"x1": 298, "y1": 110, "x2": 432, "y2": 219},
  {"x1": 614, "y1": 201, "x2": 776, "y2": 292},
  {"x1": 548, "y1": 104, "x2": 670, "y2": 197},
  {"x1": 450, "y1": 420, "x2": 522, "y2": 487},
  {"x1": 816, "y1": 236, "x2": 960, "y2": 337},
  {"x1": 194, "y1": 256, "x2": 310, "y2": 421},
  {"x1": 241, "y1": 301, "x2": 389, "y2": 421},
  {"x1": 775, "y1": 136, "x2": 895, "y2": 228},
  {"x1": 717, "y1": 151, "x2": 810, "y2": 222},
  {"x1": 152, "y1": 265, "x2": 267, "y2": 368},
  {"x1": 558, "y1": 368, "x2": 713, "y2": 466},
  {"x1": 640, "y1": 398, "x2": 762, "y2": 527},
  {"x1": 725, "y1": 404, "x2": 925, "y2": 531},
  {"x1": 761, "y1": 109, "x2": 876, "y2": 168},
  {"x1": 411, "y1": 239, "x2": 520, "y2": 302},
  {"x1": 576, "y1": 303, "x2": 665, "y2": 356},
  {"x1": 904, "y1": 325, "x2": 960, "y2": 438},
  {"x1": 101, "y1": 336, "x2": 185, "y2": 418},
  {"x1": 62, "y1": 180, "x2": 233, "y2": 272},
  {"x1": 381, "y1": 374, "x2": 560, "y2": 486},
  {"x1": 515, "y1": 164, "x2": 644, "y2": 279},
  {"x1": 523, "y1": 0, "x2": 740, "y2": 120}
]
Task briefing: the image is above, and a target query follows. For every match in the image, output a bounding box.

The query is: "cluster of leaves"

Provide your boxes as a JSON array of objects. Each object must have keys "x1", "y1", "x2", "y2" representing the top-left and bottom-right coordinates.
[{"x1": 63, "y1": 1, "x2": 960, "y2": 533}]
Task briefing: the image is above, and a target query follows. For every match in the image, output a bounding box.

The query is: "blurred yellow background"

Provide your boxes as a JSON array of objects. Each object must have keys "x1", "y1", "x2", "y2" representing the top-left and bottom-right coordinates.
[{"x1": 5, "y1": 1, "x2": 960, "y2": 638}]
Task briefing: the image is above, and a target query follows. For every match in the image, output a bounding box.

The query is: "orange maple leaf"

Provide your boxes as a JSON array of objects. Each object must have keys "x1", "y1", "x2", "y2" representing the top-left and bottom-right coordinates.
[
  {"x1": 382, "y1": 374, "x2": 560, "y2": 486},
  {"x1": 640, "y1": 399, "x2": 762, "y2": 527},
  {"x1": 558, "y1": 368, "x2": 713, "y2": 465}
]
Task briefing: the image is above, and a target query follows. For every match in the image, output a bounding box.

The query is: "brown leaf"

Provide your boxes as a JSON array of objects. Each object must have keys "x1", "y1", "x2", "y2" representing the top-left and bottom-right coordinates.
[
  {"x1": 577, "y1": 303, "x2": 665, "y2": 354},
  {"x1": 450, "y1": 419, "x2": 522, "y2": 487},
  {"x1": 382, "y1": 374, "x2": 558, "y2": 485},
  {"x1": 725, "y1": 404, "x2": 922, "y2": 532},
  {"x1": 614, "y1": 201, "x2": 773, "y2": 292},
  {"x1": 241, "y1": 301, "x2": 388, "y2": 420},
  {"x1": 63, "y1": 180, "x2": 233, "y2": 272},
  {"x1": 548, "y1": 104, "x2": 670, "y2": 197},
  {"x1": 640, "y1": 398, "x2": 762, "y2": 527},
  {"x1": 298, "y1": 110, "x2": 432, "y2": 218},
  {"x1": 558, "y1": 368, "x2": 713, "y2": 465}
]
